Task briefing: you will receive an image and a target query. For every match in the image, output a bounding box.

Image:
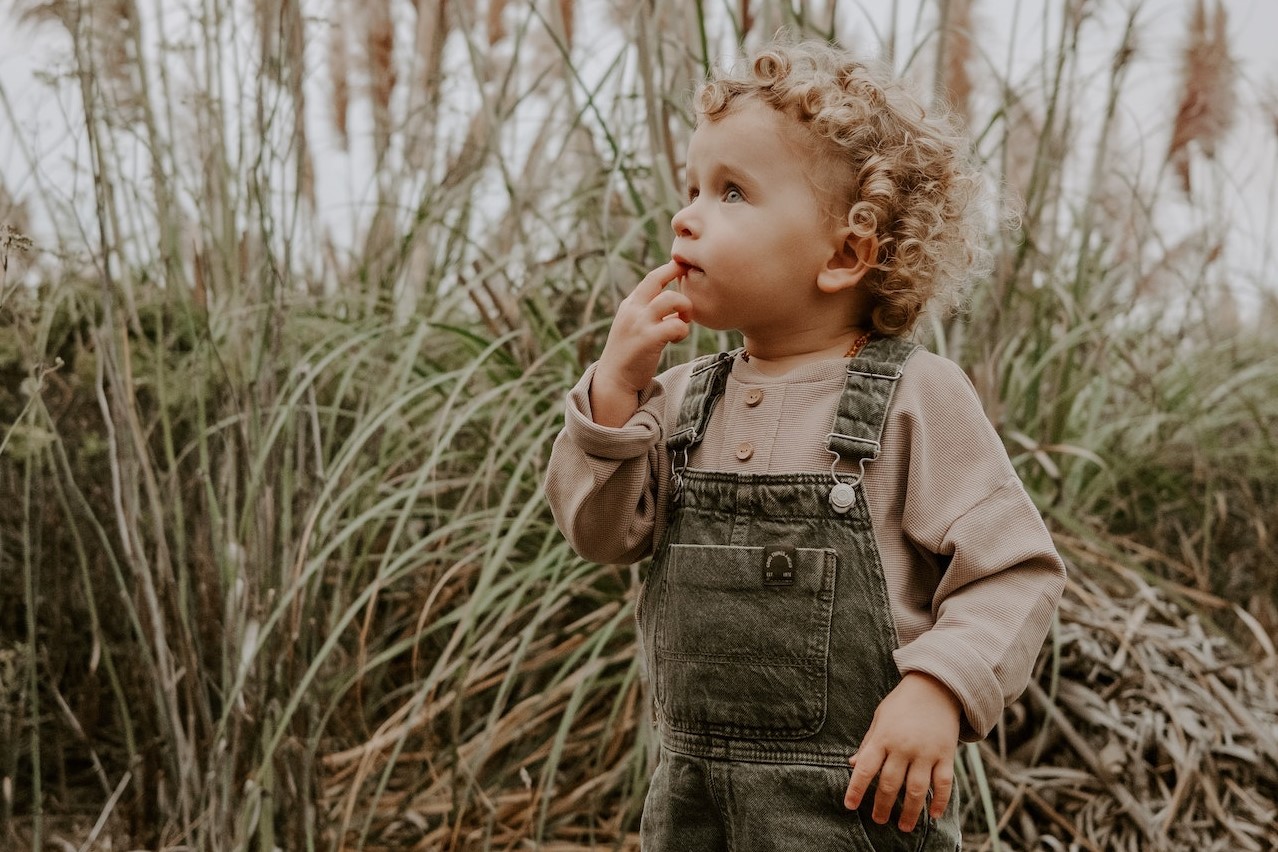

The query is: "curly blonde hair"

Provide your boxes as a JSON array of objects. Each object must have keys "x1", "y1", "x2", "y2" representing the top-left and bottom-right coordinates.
[{"x1": 696, "y1": 37, "x2": 987, "y2": 336}]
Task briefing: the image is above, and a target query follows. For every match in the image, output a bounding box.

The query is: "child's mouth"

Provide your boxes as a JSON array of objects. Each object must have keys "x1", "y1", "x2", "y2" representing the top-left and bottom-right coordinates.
[{"x1": 674, "y1": 257, "x2": 704, "y2": 279}]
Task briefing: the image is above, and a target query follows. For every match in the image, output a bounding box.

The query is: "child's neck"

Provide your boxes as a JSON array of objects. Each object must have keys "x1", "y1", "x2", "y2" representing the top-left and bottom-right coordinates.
[{"x1": 740, "y1": 328, "x2": 872, "y2": 377}]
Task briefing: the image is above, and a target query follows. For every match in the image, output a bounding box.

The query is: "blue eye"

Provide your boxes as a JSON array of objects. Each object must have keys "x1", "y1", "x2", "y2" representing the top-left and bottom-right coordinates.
[
  {"x1": 723, "y1": 186, "x2": 744, "y2": 202},
  {"x1": 686, "y1": 187, "x2": 700, "y2": 202}
]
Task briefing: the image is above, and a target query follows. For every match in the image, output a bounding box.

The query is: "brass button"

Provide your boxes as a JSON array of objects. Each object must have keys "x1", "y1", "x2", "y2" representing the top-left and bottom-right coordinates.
[
  {"x1": 745, "y1": 388, "x2": 764, "y2": 407},
  {"x1": 735, "y1": 442, "x2": 754, "y2": 461}
]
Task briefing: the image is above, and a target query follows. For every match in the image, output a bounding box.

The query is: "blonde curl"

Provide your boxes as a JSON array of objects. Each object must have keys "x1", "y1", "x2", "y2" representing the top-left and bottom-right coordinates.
[{"x1": 695, "y1": 36, "x2": 989, "y2": 336}]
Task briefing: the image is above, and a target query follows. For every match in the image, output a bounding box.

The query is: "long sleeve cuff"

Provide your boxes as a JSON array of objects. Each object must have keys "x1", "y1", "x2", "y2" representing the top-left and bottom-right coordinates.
[{"x1": 562, "y1": 364, "x2": 664, "y2": 460}]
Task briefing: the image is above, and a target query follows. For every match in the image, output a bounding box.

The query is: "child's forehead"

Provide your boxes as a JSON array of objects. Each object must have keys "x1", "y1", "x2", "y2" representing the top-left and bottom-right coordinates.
[
  {"x1": 684, "y1": 97, "x2": 850, "y2": 213},
  {"x1": 686, "y1": 99, "x2": 817, "y2": 164}
]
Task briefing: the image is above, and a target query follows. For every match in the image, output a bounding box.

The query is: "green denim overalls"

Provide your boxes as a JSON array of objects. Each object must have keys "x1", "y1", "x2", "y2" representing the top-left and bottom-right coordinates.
[{"x1": 637, "y1": 337, "x2": 963, "y2": 851}]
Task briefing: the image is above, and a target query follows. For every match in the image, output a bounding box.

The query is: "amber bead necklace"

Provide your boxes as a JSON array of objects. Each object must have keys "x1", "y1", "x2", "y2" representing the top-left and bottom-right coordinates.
[{"x1": 740, "y1": 329, "x2": 872, "y2": 363}]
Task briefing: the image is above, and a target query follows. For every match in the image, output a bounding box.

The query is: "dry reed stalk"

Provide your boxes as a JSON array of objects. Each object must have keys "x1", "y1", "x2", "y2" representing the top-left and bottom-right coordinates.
[
  {"x1": 411, "y1": 0, "x2": 444, "y2": 93},
  {"x1": 404, "y1": 0, "x2": 453, "y2": 169},
  {"x1": 1092, "y1": 155, "x2": 1149, "y2": 271},
  {"x1": 1167, "y1": 0, "x2": 1237, "y2": 193},
  {"x1": 1262, "y1": 78, "x2": 1278, "y2": 140},
  {"x1": 96, "y1": 0, "x2": 141, "y2": 114},
  {"x1": 0, "y1": 181, "x2": 32, "y2": 257},
  {"x1": 253, "y1": 0, "x2": 315, "y2": 207},
  {"x1": 936, "y1": 0, "x2": 974, "y2": 126},
  {"x1": 0, "y1": 178, "x2": 32, "y2": 288},
  {"x1": 0, "y1": 223, "x2": 34, "y2": 297},
  {"x1": 1132, "y1": 229, "x2": 1216, "y2": 302},
  {"x1": 998, "y1": 98, "x2": 1045, "y2": 226}
]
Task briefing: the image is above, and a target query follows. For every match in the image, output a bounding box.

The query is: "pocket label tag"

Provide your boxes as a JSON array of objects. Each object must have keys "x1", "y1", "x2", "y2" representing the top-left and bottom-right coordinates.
[{"x1": 762, "y1": 546, "x2": 797, "y2": 587}]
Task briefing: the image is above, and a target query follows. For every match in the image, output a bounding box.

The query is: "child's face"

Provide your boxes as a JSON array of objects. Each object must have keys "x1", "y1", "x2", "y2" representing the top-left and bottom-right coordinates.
[{"x1": 671, "y1": 99, "x2": 846, "y2": 338}]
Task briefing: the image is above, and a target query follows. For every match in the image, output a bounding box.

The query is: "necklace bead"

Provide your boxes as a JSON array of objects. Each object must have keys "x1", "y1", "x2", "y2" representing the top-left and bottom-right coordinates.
[{"x1": 741, "y1": 330, "x2": 872, "y2": 363}]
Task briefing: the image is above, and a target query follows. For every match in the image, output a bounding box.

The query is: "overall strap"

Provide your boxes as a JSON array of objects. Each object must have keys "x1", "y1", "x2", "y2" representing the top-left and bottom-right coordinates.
[
  {"x1": 667, "y1": 350, "x2": 738, "y2": 456},
  {"x1": 826, "y1": 336, "x2": 920, "y2": 473}
]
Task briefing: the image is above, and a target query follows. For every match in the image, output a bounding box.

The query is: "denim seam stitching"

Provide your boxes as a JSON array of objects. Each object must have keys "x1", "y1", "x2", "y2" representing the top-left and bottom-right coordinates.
[{"x1": 706, "y1": 761, "x2": 734, "y2": 852}]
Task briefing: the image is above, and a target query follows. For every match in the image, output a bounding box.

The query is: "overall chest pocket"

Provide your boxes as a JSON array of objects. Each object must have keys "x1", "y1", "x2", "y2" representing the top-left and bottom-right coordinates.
[{"x1": 654, "y1": 543, "x2": 838, "y2": 739}]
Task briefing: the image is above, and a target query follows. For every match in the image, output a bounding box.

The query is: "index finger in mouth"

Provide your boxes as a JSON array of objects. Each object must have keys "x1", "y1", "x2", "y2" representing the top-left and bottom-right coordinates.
[{"x1": 635, "y1": 259, "x2": 686, "y2": 300}]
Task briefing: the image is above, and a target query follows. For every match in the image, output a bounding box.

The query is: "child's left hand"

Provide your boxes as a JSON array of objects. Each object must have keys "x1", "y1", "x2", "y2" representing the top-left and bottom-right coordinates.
[{"x1": 844, "y1": 672, "x2": 961, "y2": 832}]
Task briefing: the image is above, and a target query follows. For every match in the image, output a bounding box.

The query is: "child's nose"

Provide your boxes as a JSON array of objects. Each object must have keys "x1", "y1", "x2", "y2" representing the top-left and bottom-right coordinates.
[{"x1": 671, "y1": 203, "x2": 697, "y2": 237}]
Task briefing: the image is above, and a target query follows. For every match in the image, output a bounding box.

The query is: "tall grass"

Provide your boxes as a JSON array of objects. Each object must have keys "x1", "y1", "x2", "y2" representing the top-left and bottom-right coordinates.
[{"x1": 1, "y1": 0, "x2": 1275, "y2": 848}]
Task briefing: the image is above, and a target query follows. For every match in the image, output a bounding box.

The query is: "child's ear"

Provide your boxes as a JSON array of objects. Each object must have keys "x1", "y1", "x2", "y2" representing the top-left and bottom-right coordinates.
[{"x1": 817, "y1": 229, "x2": 878, "y2": 294}]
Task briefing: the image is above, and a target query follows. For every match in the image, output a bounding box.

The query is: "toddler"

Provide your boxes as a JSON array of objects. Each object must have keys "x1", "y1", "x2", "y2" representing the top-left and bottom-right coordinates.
[{"x1": 545, "y1": 35, "x2": 1065, "y2": 850}]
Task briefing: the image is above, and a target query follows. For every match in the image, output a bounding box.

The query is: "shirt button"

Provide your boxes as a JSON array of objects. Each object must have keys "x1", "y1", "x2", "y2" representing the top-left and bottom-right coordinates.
[
  {"x1": 745, "y1": 388, "x2": 764, "y2": 407},
  {"x1": 735, "y1": 442, "x2": 754, "y2": 461}
]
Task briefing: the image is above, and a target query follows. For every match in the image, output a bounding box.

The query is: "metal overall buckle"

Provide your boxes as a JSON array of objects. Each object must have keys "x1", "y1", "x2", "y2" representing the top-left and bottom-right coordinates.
[
  {"x1": 826, "y1": 449, "x2": 872, "y2": 514},
  {"x1": 670, "y1": 447, "x2": 690, "y2": 503}
]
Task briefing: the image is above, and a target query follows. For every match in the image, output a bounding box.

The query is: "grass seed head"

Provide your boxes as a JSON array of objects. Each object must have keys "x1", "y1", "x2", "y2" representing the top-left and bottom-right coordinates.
[
  {"x1": 1167, "y1": 0, "x2": 1238, "y2": 193},
  {"x1": 329, "y1": 12, "x2": 351, "y2": 147},
  {"x1": 367, "y1": 0, "x2": 397, "y2": 157}
]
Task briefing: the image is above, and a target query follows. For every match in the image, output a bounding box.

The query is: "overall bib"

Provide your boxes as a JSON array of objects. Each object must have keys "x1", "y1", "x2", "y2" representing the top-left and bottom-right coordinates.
[{"x1": 637, "y1": 337, "x2": 963, "y2": 851}]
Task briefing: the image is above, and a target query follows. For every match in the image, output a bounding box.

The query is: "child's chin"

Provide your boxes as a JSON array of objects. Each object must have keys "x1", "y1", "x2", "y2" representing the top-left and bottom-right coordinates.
[
  {"x1": 691, "y1": 315, "x2": 733, "y2": 332},
  {"x1": 681, "y1": 298, "x2": 731, "y2": 332}
]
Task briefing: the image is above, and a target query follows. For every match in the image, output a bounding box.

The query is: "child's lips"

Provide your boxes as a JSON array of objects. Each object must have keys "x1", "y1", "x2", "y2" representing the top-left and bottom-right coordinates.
[{"x1": 673, "y1": 255, "x2": 704, "y2": 278}]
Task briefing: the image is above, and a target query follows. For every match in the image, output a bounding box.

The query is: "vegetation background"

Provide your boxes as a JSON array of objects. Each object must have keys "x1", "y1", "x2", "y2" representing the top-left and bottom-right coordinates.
[{"x1": 1, "y1": 0, "x2": 1276, "y2": 849}]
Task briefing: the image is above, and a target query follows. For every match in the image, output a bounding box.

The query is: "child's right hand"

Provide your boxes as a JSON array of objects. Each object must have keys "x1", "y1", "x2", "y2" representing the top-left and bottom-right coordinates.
[
  {"x1": 844, "y1": 672, "x2": 960, "y2": 833},
  {"x1": 590, "y1": 260, "x2": 693, "y2": 427}
]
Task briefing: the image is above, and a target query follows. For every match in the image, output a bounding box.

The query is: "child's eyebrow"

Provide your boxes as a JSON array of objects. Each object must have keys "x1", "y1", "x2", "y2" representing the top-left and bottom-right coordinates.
[
  {"x1": 692, "y1": 161, "x2": 757, "y2": 191},
  {"x1": 682, "y1": 150, "x2": 764, "y2": 198},
  {"x1": 713, "y1": 164, "x2": 759, "y2": 194}
]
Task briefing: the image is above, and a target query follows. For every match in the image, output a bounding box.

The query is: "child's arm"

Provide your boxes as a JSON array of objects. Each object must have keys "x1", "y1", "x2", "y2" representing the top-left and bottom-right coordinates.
[
  {"x1": 843, "y1": 672, "x2": 960, "y2": 832},
  {"x1": 839, "y1": 353, "x2": 1067, "y2": 832},
  {"x1": 589, "y1": 260, "x2": 692, "y2": 427},
  {"x1": 543, "y1": 260, "x2": 693, "y2": 564}
]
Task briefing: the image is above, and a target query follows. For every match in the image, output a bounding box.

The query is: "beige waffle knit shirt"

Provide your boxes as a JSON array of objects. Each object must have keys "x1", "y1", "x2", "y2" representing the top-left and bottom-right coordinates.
[{"x1": 544, "y1": 349, "x2": 1066, "y2": 741}]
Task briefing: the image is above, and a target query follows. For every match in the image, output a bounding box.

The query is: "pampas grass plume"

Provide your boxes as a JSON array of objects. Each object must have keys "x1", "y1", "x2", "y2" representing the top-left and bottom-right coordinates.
[
  {"x1": 1167, "y1": 0, "x2": 1237, "y2": 193},
  {"x1": 329, "y1": 3, "x2": 351, "y2": 148},
  {"x1": 367, "y1": 0, "x2": 397, "y2": 160}
]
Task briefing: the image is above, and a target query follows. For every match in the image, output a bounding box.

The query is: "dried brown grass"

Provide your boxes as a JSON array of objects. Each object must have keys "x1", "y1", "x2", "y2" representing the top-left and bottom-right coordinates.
[{"x1": 972, "y1": 537, "x2": 1278, "y2": 851}]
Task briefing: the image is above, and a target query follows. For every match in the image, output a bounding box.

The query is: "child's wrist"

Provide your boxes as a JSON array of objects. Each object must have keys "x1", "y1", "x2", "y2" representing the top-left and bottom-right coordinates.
[
  {"x1": 589, "y1": 368, "x2": 643, "y2": 427},
  {"x1": 900, "y1": 671, "x2": 962, "y2": 716}
]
